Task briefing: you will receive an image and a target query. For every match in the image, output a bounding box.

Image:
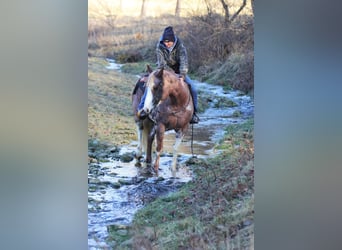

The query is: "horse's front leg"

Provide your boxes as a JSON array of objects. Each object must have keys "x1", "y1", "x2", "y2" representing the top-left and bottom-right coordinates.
[
  {"x1": 146, "y1": 125, "x2": 156, "y2": 166},
  {"x1": 154, "y1": 123, "x2": 165, "y2": 174},
  {"x1": 135, "y1": 122, "x2": 143, "y2": 160},
  {"x1": 171, "y1": 131, "x2": 184, "y2": 175}
]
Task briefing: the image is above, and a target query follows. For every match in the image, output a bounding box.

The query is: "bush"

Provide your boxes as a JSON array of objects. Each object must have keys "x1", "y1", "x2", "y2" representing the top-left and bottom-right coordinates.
[
  {"x1": 231, "y1": 52, "x2": 253, "y2": 93},
  {"x1": 200, "y1": 52, "x2": 253, "y2": 93}
]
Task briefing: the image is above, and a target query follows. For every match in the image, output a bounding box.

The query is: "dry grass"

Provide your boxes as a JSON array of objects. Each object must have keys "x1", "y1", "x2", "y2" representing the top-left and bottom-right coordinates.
[
  {"x1": 88, "y1": 57, "x2": 138, "y2": 145},
  {"x1": 202, "y1": 52, "x2": 254, "y2": 94},
  {"x1": 88, "y1": 15, "x2": 188, "y2": 61}
]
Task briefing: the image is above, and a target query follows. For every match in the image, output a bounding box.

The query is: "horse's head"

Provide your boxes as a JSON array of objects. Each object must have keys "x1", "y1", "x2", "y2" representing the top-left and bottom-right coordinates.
[
  {"x1": 143, "y1": 68, "x2": 164, "y2": 113},
  {"x1": 143, "y1": 67, "x2": 181, "y2": 114}
]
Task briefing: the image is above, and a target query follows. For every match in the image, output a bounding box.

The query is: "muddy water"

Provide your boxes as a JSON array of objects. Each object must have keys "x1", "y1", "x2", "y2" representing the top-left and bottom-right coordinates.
[{"x1": 88, "y1": 60, "x2": 254, "y2": 249}]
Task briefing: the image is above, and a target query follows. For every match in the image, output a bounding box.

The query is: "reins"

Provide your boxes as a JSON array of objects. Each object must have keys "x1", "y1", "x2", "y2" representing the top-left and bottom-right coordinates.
[{"x1": 191, "y1": 123, "x2": 194, "y2": 156}]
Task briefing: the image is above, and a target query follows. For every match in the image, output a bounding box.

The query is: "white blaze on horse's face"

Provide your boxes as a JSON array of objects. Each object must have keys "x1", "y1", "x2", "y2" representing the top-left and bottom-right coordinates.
[{"x1": 143, "y1": 77, "x2": 154, "y2": 114}]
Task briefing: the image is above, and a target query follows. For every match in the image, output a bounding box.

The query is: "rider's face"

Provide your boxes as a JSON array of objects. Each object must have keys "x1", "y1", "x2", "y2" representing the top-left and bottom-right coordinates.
[{"x1": 163, "y1": 40, "x2": 174, "y2": 48}]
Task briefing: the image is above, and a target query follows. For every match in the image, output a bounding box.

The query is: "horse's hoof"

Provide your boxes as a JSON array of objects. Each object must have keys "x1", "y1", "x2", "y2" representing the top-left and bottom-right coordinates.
[
  {"x1": 136, "y1": 155, "x2": 143, "y2": 161},
  {"x1": 138, "y1": 167, "x2": 153, "y2": 177}
]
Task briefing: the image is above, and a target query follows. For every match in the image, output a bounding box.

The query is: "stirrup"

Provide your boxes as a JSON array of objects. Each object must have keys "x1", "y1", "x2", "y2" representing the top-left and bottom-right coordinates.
[{"x1": 190, "y1": 113, "x2": 199, "y2": 124}]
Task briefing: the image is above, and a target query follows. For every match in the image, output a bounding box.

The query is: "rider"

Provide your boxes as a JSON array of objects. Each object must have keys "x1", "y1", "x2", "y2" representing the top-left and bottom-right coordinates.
[{"x1": 137, "y1": 26, "x2": 200, "y2": 124}]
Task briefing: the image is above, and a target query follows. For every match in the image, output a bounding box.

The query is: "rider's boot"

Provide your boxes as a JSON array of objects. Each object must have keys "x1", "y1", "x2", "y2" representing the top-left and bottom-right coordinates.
[{"x1": 190, "y1": 112, "x2": 200, "y2": 124}]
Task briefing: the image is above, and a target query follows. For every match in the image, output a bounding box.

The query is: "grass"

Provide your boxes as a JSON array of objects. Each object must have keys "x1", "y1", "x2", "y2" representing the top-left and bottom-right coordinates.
[
  {"x1": 88, "y1": 57, "x2": 138, "y2": 145},
  {"x1": 202, "y1": 52, "x2": 254, "y2": 94}
]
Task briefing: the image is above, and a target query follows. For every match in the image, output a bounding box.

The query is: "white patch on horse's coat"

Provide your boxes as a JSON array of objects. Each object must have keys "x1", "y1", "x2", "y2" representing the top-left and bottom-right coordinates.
[
  {"x1": 136, "y1": 126, "x2": 142, "y2": 156},
  {"x1": 143, "y1": 88, "x2": 153, "y2": 113}
]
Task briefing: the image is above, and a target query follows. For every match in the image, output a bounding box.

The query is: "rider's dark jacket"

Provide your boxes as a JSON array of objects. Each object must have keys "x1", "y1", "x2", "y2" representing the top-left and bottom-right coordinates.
[{"x1": 156, "y1": 37, "x2": 188, "y2": 77}]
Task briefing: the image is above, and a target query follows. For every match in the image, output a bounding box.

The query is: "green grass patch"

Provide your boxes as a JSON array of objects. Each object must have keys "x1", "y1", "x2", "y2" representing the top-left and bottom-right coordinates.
[{"x1": 214, "y1": 97, "x2": 238, "y2": 108}]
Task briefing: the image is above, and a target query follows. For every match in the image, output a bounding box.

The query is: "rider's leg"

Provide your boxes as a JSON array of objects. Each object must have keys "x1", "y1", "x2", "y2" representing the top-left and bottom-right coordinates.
[
  {"x1": 138, "y1": 89, "x2": 147, "y2": 110},
  {"x1": 137, "y1": 89, "x2": 148, "y2": 119},
  {"x1": 184, "y1": 75, "x2": 200, "y2": 123}
]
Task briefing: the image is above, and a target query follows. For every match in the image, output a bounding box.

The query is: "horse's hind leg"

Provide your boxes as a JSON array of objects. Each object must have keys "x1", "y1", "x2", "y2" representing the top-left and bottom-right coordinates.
[{"x1": 171, "y1": 131, "x2": 184, "y2": 176}]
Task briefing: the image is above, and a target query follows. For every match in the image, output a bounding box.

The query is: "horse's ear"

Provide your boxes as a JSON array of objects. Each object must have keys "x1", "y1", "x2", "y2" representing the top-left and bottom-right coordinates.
[
  {"x1": 155, "y1": 67, "x2": 164, "y2": 79},
  {"x1": 146, "y1": 64, "x2": 153, "y2": 73}
]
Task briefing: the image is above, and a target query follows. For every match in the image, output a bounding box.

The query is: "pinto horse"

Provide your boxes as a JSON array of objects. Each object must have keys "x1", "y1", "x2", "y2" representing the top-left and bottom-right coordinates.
[
  {"x1": 131, "y1": 66, "x2": 154, "y2": 162},
  {"x1": 142, "y1": 67, "x2": 194, "y2": 175}
]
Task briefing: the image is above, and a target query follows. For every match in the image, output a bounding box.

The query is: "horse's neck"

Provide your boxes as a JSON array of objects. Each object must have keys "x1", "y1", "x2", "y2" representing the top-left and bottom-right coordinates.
[{"x1": 169, "y1": 81, "x2": 189, "y2": 106}]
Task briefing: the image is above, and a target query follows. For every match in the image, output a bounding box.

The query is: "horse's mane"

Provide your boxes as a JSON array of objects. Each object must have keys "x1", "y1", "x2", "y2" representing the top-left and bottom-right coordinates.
[
  {"x1": 132, "y1": 77, "x2": 146, "y2": 95},
  {"x1": 146, "y1": 68, "x2": 178, "y2": 89},
  {"x1": 146, "y1": 73, "x2": 155, "y2": 89}
]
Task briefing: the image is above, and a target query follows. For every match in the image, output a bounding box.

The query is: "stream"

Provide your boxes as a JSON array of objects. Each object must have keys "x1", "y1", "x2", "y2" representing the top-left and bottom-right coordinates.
[{"x1": 88, "y1": 59, "x2": 254, "y2": 249}]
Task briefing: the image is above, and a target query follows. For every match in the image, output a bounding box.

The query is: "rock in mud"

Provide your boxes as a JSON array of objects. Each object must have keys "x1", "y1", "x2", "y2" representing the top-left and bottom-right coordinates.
[
  {"x1": 118, "y1": 178, "x2": 134, "y2": 185},
  {"x1": 120, "y1": 152, "x2": 134, "y2": 162},
  {"x1": 108, "y1": 146, "x2": 119, "y2": 153}
]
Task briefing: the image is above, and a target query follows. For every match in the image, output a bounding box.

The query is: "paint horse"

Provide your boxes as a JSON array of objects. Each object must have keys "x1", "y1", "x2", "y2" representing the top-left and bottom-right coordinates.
[{"x1": 142, "y1": 67, "x2": 194, "y2": 175}]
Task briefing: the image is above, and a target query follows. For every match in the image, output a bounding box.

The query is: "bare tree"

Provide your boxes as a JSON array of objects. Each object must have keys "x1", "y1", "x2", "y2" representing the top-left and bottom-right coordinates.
[
  {"x1": 140, "y1": 0, "x2": 148, "y2": 18},
  {"x1": 175, "y1": 0, "x2": 181, "y2": 17},
  {"x1": 230, "y1": 0, "x2": 247, "y2": 22},
  {"x1": 203, "y1": 0, "x2": 213, "y2": 17},
  {"x1": 219, "y1": 0, "x2": 247, "y2": 25},
  {"x1": 219, "y1": 0, "x2": 230, "y2": 23},
  {"x1": 93, "y1": 0, "x2": 117, "y2": 28},
  {"x1": 119, "y1": 0, "x2": 123, "y2": 13},
  {"x1": 251, "y1": 0, "x2": 254, "y2": 15}
]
